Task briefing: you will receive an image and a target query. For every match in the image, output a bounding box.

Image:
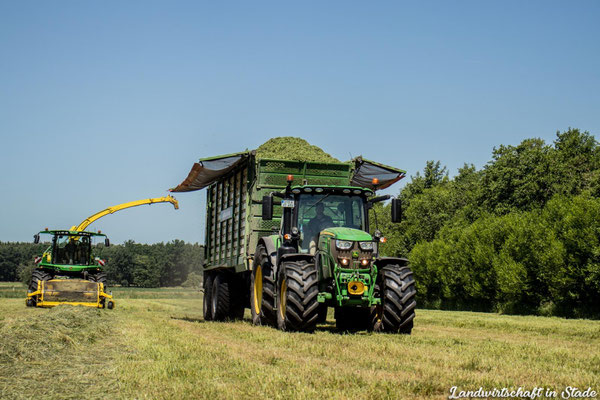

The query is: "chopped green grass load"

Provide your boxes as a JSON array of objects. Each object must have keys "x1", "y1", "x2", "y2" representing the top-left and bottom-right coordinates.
[
  {"x1": 0, "y1": 305, "x2": 110, "y2": 363},
  {"x1": 256, "y1": 137, "x2": 340, "y2": 163}
]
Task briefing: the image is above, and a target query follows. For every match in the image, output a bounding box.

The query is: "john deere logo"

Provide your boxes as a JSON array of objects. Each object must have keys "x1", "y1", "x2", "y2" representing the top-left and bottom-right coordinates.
[{"x1": 352, "y1": 251, "x2": 359, "y2": 258}]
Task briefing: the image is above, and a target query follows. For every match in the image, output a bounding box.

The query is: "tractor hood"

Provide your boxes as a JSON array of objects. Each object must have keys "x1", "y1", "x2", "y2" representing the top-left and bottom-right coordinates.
[{"x1": 321, "y1": 227, "x2": 372, "y2": 241}]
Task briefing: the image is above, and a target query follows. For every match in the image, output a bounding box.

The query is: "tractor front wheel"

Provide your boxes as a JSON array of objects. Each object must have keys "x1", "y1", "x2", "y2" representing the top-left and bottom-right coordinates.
[
  {"x1": 277, "y1": 261, "x2": 319, "y2": 332},
  {"x1": 370, "y1": 265, "x2": 416, "y2": 334}
]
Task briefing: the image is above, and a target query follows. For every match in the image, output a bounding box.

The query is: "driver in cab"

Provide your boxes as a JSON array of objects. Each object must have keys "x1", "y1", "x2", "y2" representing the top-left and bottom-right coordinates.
[{"x1": 305, "y1": 202, "x2": 334, "y2": 254}]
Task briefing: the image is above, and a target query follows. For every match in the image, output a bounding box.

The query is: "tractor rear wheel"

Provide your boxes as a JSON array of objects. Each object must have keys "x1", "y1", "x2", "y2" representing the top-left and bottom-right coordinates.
[
  {"x1": 203, "y1": 272, "x2": 214, "y2": 321},
  {"x1": 250, "y1": 245, "x2": 276, "y2": 326},
  {"x1": 277, "y1": 261, "x2": 319, "y2": 332},
  {"x1": 370, "y1": 265, "x2": 416, "y2": 334}
]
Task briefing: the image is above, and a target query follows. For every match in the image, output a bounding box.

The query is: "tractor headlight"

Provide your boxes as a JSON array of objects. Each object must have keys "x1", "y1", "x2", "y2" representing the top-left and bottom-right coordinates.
[
  {"x1": 336, "y1": 240, "x2": 353, "y2": 250},
  {"x1": 359, "y1": 241, "x2": 374, "y2": 251}
]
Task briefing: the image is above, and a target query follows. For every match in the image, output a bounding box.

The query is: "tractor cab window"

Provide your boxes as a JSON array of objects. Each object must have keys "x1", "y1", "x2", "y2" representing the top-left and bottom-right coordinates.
[
  {"x1": 53, "y1": 235, "x2": 91, "y2": 265},
  {"x1": 296, "y1": 194, "x2": 366, "y2": 253}
]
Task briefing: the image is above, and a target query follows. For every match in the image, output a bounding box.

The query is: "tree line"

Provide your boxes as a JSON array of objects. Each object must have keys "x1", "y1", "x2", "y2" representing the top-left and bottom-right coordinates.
[
  {"x1": 375, "y1": 128, "x2": 600, "y2": 318},
  {"x1": 0, "y1": 240, "x2": 204, "y2": 288}
]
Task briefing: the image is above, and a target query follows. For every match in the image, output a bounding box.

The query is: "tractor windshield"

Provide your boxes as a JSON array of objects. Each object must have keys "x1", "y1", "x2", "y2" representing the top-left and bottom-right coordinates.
[
  {"x1": 295, "y1": 194, "x2": 366, "y2": 253},
  {"x1": 52, "y1": 234, "x2": 92, "y2": 265}
]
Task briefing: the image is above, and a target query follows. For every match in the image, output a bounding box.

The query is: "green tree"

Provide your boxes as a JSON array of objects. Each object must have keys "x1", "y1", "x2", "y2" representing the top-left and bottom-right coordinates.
[{"x1": 480, "y1": 138, "x2": 554, "y2": 214}]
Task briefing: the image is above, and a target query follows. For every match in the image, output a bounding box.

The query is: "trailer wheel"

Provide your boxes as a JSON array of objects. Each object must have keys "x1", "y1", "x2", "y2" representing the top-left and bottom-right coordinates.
[
  {"x1": 370, "y1": 265, "x2": 416, "y2": 334},
  {"x1": 277, "y1": 261, "x2": 319, "y2": 332},
  {"x1": 203, "y1": 272, "x2": 215, "y2": 321},
  {"x1": 251, "y1": 245, "x2": 276, "y2": 326},
  {"x1": 211, "y1": 272, "x2": 231, "y2": 321}
]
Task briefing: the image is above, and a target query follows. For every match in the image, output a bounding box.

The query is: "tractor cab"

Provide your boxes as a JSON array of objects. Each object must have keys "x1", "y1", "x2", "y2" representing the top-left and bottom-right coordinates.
[
  {"x1": 262, "y1": 180, "x2": 402, "y2": 256},
  {"x1": 294, "y1": 188, "x2": 368, "y2": 253}
]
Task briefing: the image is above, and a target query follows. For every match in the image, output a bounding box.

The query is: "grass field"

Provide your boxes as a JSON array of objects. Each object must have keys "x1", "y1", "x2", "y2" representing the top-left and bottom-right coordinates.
[{"x1": 0, "y1": 282, "x2": 598, "y2": 399}]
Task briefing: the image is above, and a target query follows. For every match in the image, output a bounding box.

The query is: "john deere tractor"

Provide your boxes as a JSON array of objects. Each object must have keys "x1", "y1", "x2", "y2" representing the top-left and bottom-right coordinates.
[
  {"x1": 173, "y1": 151, "x2": 416, "y2": 333},
  {"x1": 255, "y1": 178, "x2": 416, "y2": 333}
]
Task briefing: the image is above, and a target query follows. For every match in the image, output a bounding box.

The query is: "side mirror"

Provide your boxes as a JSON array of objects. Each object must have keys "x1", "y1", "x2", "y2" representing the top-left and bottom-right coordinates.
[
  {"x1": 104, "y1": 238, "x2": 111, "y2": 247},
  {"x1": 391, "y1": 198, "x2": 402, "y2": 223},
  {"x1": 33, "y1": 234, "x2": 40, "y2": 244},
  {"x1": 262, "y1": 195, "x2": 273, "y2": 220}
]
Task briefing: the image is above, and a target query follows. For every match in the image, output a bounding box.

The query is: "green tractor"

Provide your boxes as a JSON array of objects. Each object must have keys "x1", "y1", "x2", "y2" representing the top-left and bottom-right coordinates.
[
  {"x1": 253, "y1": 178, "x2": 416, "y2": 333},
  {"x1": 172, "y1": 151, "x2": 415, "y2": 333},
  {"x1": 27, "y1": 229, "x2": 114, "y2": 308}
]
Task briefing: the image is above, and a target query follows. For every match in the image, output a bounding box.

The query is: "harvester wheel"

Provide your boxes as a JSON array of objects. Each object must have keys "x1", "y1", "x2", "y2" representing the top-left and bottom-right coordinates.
[
  {"x1": 335, "y1": 307, "x2": 370, "y2": 332},
  {"x1": 90, "y1": 273, "x2": 108, "y2": 289},
  {"x1": 29, "y1": 269, "x2": 52, "y2": 292},
  {"x1": 203, "y1": 272, "x2": 214, "y2": 321},
  {"x1": 211, "y1": 272, "x2": 231, "y2": 321},
  {"x1": 277, "y1": 261, "x2": 319, "y2": 332},
  {"x1": 370, "y1": 265, "x2": 416, "y2": 334},
  {"x1": 250, "y1": 245, "x2": 276, "y2": 326},
  {"x1": 28, "y1": 269, "x2": 52, "y2": 307}
]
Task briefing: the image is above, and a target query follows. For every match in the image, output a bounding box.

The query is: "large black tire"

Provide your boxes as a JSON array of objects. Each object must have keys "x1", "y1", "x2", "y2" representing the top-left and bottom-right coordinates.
[
  {"x1": 29, "y1": 269, "x2": 52, "y2": 292},
  {"x1": 203, "y1": 272, "x2": 214, "y2": 321},
  {"x1": 370, "y1": 265, "x2": 416, "y2": 334},
  {"x1": 90, "y1": 272, "x2": 107, "y2": 288},
  {"x1": 211, "y1": 272, "x2": 230, "y2": 321},
  {"x1": 28, "y1": 269, "x2": 52, "y2": 306},
  {"x1": 277, "y1": 261, "x2": 319, "y2": 332},
  {"x1": 250, "y1": 245, "x2": 276, "y2": 326}
]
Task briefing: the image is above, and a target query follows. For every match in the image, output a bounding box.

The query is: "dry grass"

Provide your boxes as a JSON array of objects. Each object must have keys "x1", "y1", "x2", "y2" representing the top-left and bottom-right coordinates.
[{"x1": 0, "y1": 286, "x2": 598, "y2": 399}]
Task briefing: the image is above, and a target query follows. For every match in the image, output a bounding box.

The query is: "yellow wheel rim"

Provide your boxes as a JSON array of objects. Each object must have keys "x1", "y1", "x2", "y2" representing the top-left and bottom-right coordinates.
[
  {"x1": 279, "y1": 279, "x2": 287, "y2": 320},
  {"x1": 253, "y1": 265, "x2": 263, "y2": 315}
]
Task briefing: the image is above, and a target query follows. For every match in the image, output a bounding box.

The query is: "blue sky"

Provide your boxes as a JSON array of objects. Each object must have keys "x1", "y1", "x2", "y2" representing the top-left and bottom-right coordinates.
[{"x1": 1, "y1": 1, "x2": 599, "y2": 244}]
